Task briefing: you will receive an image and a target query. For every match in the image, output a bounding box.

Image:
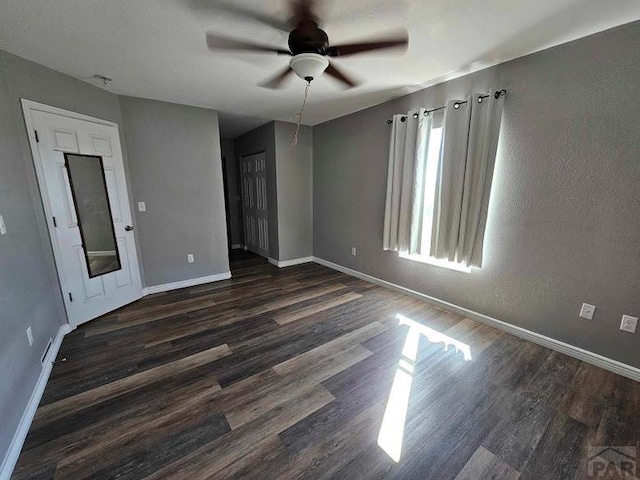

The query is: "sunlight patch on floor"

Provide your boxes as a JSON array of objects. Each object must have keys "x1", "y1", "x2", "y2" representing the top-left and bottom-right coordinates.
[
  {"x1": 377, "y1": 313, "x2": 473, "y2": 463},
  {"x1": 397, "y1": 313, "x2": 472, "y2": 362}
]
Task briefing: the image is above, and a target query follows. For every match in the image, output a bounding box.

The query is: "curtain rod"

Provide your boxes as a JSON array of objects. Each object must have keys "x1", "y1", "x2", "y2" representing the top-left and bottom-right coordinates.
[{"x1": 386, "y1": 89, "x2": 506, "y2": 124}]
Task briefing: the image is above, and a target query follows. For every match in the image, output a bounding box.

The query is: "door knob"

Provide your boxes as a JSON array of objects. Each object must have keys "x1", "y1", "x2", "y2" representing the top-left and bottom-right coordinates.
[{"x1": 125, "y1": 225, "x2": 134, "y2": 231}]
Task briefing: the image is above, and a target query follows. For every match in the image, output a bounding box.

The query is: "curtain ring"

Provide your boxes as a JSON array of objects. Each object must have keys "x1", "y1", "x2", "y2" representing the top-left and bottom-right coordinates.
[
  {"x1": 477, "y1": 97, "x2": 483, "y2": 103},
  {"x1": 454, "y1": 103, "x2": 460, "y2": 109},
  {"x1": 401, "y1": 116, "x2": 407, "y2": 122}
]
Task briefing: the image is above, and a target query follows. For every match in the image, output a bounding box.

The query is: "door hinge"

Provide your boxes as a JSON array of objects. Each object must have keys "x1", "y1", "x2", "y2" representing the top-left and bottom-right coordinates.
[
  {"x1": 34, "y1": 130, "x2": 39, "y2": 143},
  {"x1": 52, "y1": 216, "x2": 57, "y2": 227},
  {"x1": 68, "y1": 292, "x2": 73, "y2": 302}
]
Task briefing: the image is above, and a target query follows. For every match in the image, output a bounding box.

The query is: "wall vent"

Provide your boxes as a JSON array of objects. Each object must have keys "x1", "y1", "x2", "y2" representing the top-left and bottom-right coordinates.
[{"x1": 41, "y1": 338, "x2": 53, "y2": 365}]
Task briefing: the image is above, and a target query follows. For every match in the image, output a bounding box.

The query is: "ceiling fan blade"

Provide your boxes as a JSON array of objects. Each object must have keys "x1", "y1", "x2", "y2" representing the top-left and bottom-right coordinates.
[
  {"x1": 187, "y1": 0, "x2": 290, "y2": 32},
  {"x1": 328, "y1": 32, "x2": 408, "y2": 57},
  {"x1": 206, "y1": 33, "x2": 291, "y2": 55},
  {"x1": 325, "y1": 62, "x2": 358, "y2": 89},
  {"x1": 260, "y1": 67, "x2": 295, "y2": 89}
]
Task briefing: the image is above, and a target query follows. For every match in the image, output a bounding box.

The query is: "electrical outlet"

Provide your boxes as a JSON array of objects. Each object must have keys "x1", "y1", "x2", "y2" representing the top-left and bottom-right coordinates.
[
  {"x1": 0, "y1": 215, "x2": 6, "y2": 235},
  {"x1": 579, "y1": 303, "x2": 596, "y2": 320},
  {"x1": 187, "y1": 254, "x2": 195, "y2": 263},
  {"x1": 620, "y1": 315, "x2": 638, "y2": 334},
  {"x1": 138, "y1": 202, "x2": 146, "y2": 212},
  {"x1": 352, "y1": 247, "x2": 357, "y2": 256},
  {"x1": 26, "y1": 326, "x2": 33, "y2": 346}
]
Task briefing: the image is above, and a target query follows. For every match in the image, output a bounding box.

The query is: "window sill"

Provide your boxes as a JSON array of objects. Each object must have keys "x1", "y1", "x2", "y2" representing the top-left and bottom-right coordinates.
[{"x1": 399, "y1": 252, "x2": 471, "y2": 273}]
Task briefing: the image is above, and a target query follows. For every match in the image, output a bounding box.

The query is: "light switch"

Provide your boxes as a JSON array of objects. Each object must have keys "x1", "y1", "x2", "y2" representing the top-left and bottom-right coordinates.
[
  {"x1": 138, "y1": 202, "x2": 146, "y2": 212},
  {"x1": 579, "y1": 303, "x2": 596, "y2": 320},
  {"x1": 187, "y1": 254, "x2": 195, "y2": 263},
  {"x1": 0, "y1": 215, "x2": 6, "y2": 235}
]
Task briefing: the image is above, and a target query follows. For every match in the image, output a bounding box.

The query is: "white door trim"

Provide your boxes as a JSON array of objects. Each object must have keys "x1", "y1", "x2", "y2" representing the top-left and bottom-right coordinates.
[
  {"x1": 22, "y1": 99, "x2": 118, "y2": 128},
  {"x1": 21, "y1": 99, "x2": 137, "y2": 328}
]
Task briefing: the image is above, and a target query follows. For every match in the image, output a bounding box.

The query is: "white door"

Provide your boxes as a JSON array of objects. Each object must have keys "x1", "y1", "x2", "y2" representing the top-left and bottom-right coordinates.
[
  {"x1": 23, "y1": 101, "x2": 142, "y2": 327},
  {"x1": 240, "y1": 152, "x2": 268, "y2": 257}
]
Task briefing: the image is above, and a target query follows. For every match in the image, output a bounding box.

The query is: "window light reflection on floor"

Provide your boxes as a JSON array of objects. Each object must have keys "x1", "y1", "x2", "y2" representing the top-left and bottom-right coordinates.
[{"x1": 377, "y1": 314, "x2": 472, "y2": 463}]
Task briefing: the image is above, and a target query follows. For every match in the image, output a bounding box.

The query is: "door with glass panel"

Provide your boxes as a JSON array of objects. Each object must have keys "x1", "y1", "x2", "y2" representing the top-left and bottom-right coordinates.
[
  {"x1": 240, "y1": 152, "x2": 269, "y2": 257},
  {"x1": 23, "y1": 101, "x2": 142, "y2": 327}
]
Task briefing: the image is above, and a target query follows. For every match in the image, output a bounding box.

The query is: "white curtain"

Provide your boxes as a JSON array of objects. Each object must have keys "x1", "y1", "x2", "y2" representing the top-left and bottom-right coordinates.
[
  {"x1": 430, "y1": 98, "x2": 472, "y2": 261},
  {"x1": 409, "y1": 109, "x2": 432, "y2": 254},
  {"x1": 383, "y1": 114, "x2": 406, "y2": 251},
  {"x1": 431, "y1": 91, "x2": 505, "y2": 267},
  {"x1": 383, "y1": 109, "x2": 431, "y2": 253}
]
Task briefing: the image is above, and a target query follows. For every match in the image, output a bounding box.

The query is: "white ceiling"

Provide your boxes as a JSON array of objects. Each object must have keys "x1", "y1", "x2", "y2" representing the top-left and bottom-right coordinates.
[{"x1": 1, "y1": 0, "x2": 639, "y2": 138}]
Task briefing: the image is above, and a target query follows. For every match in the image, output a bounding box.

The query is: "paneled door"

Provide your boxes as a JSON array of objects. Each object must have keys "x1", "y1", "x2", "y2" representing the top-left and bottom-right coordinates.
[
  {"x1": 23, "y1": 100, "x2": 142, "y2": 327},
  {"x1": 240, "y1": 152, "x2": 269, "y2": 257}
]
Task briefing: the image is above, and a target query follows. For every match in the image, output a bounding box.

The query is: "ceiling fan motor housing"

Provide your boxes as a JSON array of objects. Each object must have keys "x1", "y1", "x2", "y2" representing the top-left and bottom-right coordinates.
[
  {"x1": 288, "y1": 22, "x2": 329, "y2": 55},
  {"x1": 289, "y1": 53, "x2": 329, "y2": 81}
]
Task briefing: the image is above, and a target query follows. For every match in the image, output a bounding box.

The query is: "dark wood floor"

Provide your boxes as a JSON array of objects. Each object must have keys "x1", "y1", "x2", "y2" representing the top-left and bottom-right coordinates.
[{"x1": 13, "y1": 253, "x2": 640, "y2": 479}]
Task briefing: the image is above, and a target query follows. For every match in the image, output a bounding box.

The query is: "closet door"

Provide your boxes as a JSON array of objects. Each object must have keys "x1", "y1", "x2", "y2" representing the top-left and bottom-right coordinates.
[{"x1": 240, "y1": 152, "x2": 268, "y2": 257}]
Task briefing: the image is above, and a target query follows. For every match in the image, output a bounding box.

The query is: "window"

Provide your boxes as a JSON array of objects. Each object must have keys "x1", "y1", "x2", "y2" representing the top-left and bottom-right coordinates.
[
  {"x1": 385, "y1": 93, "x2": 504, "y2": 270},
  {"x1": 400, "y1": 111, "x2": 471, "y2": 273}
]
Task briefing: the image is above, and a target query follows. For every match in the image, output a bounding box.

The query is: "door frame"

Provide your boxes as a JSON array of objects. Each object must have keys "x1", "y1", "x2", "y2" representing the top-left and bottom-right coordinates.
[
  {"x1": 220, "y1": 156, "x2": 233, "y2": 251},
  {"x1": 21, "y1": 99, "x2": 140, "y2": 329}
]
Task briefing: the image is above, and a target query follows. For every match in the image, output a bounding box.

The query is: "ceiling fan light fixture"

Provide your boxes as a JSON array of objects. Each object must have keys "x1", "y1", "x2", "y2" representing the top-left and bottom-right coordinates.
[{"x1": 289, "y1": 53, "x2": 329, "y2": 82}]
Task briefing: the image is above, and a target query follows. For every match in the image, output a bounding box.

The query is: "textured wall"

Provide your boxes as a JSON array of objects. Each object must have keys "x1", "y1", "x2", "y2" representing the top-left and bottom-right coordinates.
[
  {"x1": 119, "y1": 96, "x2": 229, "y2": 286},
  {"x1": 274, "y1": 121, "x2": 313, "y2": 261},
  {"x1": 234, "y1": 122, "x2": 279, "y2": 260},
  {"x1": 313, "y1": 22, "x2": 640, "y2": 368},
  {"x1": 0, "y1": 50, "x2": 138, "y2": 464}
]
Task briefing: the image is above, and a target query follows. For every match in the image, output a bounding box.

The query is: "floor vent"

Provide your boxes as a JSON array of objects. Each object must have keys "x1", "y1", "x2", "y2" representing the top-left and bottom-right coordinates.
[{"x1": 41, "y1": 338, "x2": 53, "y2": 365}]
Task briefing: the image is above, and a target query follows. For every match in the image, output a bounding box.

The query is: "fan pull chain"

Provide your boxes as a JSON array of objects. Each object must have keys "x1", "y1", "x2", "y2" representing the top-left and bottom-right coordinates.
[{"x1": 291, "y1": 80, "x2": 311, "y2": 146}]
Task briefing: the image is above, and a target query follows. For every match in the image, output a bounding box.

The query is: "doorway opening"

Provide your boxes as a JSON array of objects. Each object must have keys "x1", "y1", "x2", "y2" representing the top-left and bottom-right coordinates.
[
  {"x1": 219, "y1": 145, "x2": 269, "y2": 274},
  {"x1": 221, "y1": 155, "x2": 234, "y2": 252}
]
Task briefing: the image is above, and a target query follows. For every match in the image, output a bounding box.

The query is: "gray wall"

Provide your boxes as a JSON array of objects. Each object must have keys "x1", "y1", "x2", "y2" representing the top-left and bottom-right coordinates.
[
  {"x1": 313, "y1": 21, "x2": 640, "y2": 368},
  {"x1": 234, "y1": 122, "x2": 279, "y2": 259},
  {"x1": 0, "y1": 50, "x2": 138, "y2": 464},
  {"x1": 220, "y1": 138, "x2": 243, "y2": 247},
  {"x1": 274, "y1": 121, "x2": 313, "y2": 261},
  {"x1": 119, "y1": 96, "x2": 229, "y2": 286}
]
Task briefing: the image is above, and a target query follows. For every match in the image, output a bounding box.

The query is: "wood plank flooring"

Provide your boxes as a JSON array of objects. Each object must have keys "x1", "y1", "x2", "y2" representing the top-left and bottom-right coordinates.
[{"x1": 12, "y1": 252, "x2": 640, "y2": 479}]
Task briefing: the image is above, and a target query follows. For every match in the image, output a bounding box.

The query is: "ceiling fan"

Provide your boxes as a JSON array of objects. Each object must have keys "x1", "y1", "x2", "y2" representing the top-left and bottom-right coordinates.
[{"x1": 204, "y1": 0, "x2": 408, "y2": 89}]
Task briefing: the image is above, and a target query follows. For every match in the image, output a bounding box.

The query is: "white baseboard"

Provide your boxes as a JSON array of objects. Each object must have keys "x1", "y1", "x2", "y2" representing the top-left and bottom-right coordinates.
[
  {"x1": 312, "y1": 256, "x2": 640, "y2": 382},
  {"x1": 268, "y1": 256, "x2": 314, "y2": 268},
  {"x1": 231, "y1": 244, "x2": 244, "y2": 250},
  {"x1": 0, "y1": 323, "x2": 71, "y2": 480},
  {"x1": 142, "y1": 272, "x2": 231, "y2": 296}
]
